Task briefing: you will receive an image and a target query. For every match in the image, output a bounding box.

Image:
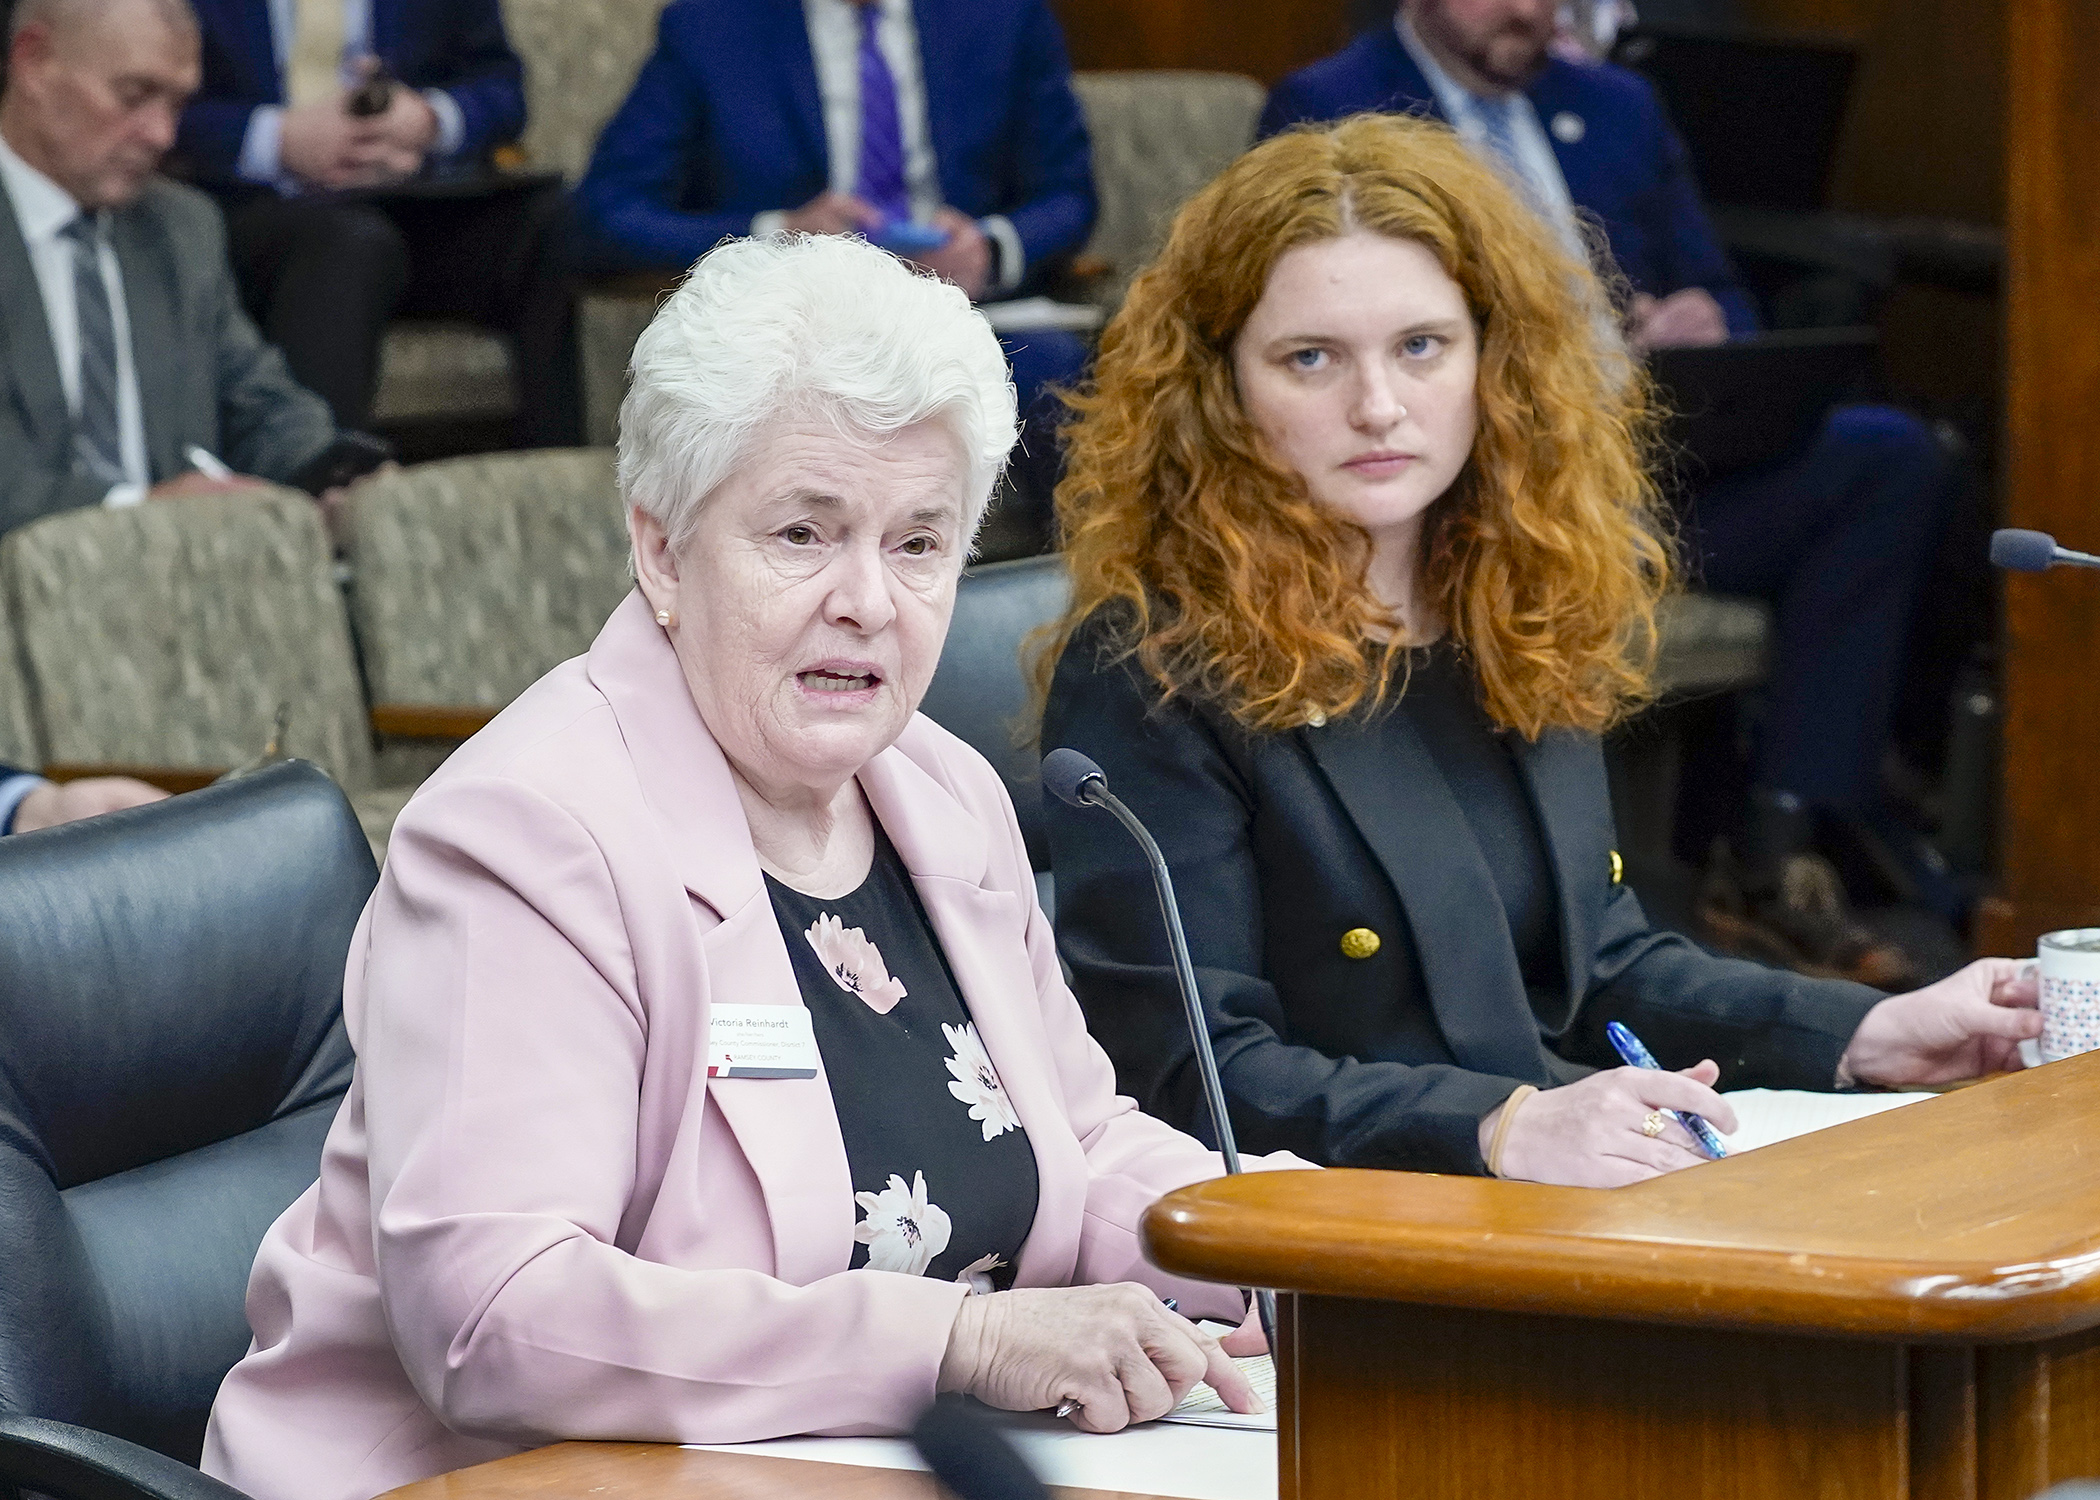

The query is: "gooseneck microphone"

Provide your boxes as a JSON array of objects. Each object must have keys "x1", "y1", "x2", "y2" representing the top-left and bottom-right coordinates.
[
  {"x1": 912, "y1": 1398, "x2": 1049, "y2": 1500},
  {"x1": 1990, "y1": 528, "x2": 2100, "y2": 572},
  {"x1": 1042, "y1": 747, "x2": 1278, "y2": 1348}
]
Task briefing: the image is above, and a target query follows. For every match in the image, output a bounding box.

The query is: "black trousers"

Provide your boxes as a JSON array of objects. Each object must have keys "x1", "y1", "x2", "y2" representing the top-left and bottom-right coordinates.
[
  {"x1": 216, "y1": 179, "x2": 581, "y2": 447},
  {"x1": 1685, "y1": 402, "x2": 1954, "y2": 814}
]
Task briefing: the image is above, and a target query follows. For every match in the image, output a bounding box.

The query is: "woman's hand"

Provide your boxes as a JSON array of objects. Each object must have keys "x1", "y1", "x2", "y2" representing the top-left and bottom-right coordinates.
[
  {"x1": 1839, "y1": 958, "x2": 2042, "y2": 1088},
  {"x1": 938, "y1": 1283, "x2": 1261, "y2": 1432},
  {"x1": 1484, "y1": 1062, "x2": 1739, "y2": 1188}
]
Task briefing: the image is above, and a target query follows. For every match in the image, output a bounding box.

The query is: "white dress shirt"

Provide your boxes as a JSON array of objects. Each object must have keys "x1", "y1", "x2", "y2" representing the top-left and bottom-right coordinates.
[
  {"x1": 1396, "y1": 13, "x2": 1585, "y2": 256},
  {"x1": 807, "y1": 0, "x2": 940, "y2": 222},
  {"x1": 0, "y1": 130, "x2": 150, "y2": 506},
  {"x1": 752, "y1": 0, "x2": 1026, "y2": 295},
  {"x1": 236, "y1": 0, "x2": 467, "y2": 190}
]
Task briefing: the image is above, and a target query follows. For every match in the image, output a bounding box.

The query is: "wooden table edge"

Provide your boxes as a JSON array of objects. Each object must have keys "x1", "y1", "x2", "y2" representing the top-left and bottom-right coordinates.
[
  {"x1": 1143, "y1": 1056, "x2": 2100, "y2": 1344},
  {"x1": 1144, "y1": 1196, "x2": 2100, "y2": 1342}
]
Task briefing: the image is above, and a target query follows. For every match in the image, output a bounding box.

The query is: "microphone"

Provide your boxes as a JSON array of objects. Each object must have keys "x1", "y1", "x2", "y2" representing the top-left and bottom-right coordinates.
[
  {"x1": 1042, "y1": 747, "x2": 1278, "y2": 1347},
  {"x1": 1990, "y1": 528, "x2": 2100, "y2": 572},
  {"x1": 912, "y1": 1398, "x2": 1048, "y2": 1500}
]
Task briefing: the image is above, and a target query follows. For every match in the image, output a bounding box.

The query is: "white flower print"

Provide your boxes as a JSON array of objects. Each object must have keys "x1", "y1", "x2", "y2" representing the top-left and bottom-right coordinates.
[
  {"x1": 804, "y1": 912, "x2": 908, "y2": 1015},
  {"x1": 943, "y1": 1021, "x2": 1020, "y2": 1140},
  {"x1": 954, "y1": 1253, "x2": 1007, "y2": 1296},
  {"x1": 854, "y1": 1170, "x2": 952, "y2": 1276}
]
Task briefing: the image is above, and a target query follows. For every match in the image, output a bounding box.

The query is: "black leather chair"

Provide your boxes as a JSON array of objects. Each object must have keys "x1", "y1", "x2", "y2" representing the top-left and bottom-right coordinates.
[
  {"x1": 919, "y1": 554, "x2": 1070, "y2": 911},
  {"x1": 0, "y1": 761, "x2": 373, "y2": 1496}
]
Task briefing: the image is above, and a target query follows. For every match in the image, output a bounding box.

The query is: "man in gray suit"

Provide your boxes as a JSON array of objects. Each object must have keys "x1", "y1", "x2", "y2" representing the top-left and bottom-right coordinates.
[{"x1": 0, "y1": 0, "x2": 337, "y2": 538}]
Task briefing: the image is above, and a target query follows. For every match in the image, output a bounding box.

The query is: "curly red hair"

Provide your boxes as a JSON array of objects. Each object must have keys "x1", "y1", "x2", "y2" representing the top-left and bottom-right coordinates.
[{"x1": 1039, "y1": 112, "x2": 1673, "y2": 738}]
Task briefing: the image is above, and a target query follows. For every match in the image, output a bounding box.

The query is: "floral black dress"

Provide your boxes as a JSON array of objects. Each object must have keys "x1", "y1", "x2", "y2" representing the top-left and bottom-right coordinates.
[{"x1": 766, "y1": 825, "x2": 1040, "y2": 1291}]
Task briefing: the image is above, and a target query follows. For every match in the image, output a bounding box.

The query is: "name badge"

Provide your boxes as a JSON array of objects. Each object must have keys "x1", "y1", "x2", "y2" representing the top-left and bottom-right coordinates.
[{"x1": 707, "y1": 1003, "x2": 819, "y2": 1079}]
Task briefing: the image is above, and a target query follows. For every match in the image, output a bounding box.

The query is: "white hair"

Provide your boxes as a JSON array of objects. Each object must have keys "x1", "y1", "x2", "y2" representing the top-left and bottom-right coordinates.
[{"x1": 617, "y1": 234, "x2": 1019, "y2": 552}]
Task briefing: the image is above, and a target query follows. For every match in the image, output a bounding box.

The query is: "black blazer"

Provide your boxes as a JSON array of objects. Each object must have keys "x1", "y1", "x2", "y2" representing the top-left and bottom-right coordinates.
[{"x1": 1043, "y1": 620, "x2": 1882, "y2": 1175}]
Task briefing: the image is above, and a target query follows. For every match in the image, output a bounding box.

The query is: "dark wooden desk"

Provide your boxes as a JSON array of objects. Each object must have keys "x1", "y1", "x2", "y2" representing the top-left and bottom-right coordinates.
[
  {"x1": 1144, "y1": 1051, "x2": 2100, "y2": 1500},
  {"x1": 378, "y1": 1438, "x2": 1183, "y2": 1500}
]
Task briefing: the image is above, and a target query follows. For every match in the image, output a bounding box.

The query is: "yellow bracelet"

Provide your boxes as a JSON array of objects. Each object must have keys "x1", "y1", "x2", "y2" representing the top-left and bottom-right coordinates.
[{"x1": 1486, "y1": 1085, "x2": 1539, "y2": 1178}]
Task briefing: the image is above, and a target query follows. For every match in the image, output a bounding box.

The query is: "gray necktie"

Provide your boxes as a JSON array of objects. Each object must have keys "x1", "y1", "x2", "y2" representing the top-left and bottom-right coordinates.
[
  {"x1": 1470, "y1": 93, "x2": 1581, "y2": 253},
  {"x1": 60, "y1": 214, "x2": 123, "y2": 484},
  {"x1": 1473, "y1": 95, "x2": 1536, "y2": 197}
]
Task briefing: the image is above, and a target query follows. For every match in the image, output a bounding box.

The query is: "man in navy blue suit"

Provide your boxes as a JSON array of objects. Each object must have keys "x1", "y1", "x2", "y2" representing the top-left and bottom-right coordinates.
[
  {"x1": 573, "y1": 0, "x2": 1096, "y2": 410},
  {"x1": 175, "y1": 0, "x2": 576, "y2": 442},
  {"x1": 1264, "y1": 0, "x2": 1956, "y2": 983}
]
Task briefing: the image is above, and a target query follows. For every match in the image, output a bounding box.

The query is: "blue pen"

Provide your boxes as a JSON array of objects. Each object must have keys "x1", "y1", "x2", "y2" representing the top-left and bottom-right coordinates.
[{"x1": 1604, "y1": 1021, "x2": 1729, "y2": 1160}]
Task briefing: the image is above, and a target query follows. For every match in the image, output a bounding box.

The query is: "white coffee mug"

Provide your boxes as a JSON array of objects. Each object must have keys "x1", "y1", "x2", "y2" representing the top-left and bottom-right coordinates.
[{"x1": 2036, "y1": 928, "x2": 2100, "y2": 1063}]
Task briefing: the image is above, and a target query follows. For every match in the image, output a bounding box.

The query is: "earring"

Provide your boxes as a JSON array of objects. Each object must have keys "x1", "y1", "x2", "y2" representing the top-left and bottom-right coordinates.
[{"x1": 655, "y1": 608, "x2": 674, "y2": 629}]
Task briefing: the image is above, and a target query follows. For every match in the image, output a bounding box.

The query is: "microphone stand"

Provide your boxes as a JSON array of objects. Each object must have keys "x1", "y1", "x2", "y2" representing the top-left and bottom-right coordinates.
[{"x1": 1075, "y1": 778, "x2": 1280, "y2": 1351}]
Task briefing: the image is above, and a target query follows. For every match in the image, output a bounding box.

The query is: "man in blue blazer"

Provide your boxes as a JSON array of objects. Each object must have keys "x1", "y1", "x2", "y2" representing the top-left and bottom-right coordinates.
[
  {"x1": 574, "y1": 0, "x2": 1096, "y2": 408},
  {"x1": 174, "y1": 0, "x2": 576, "y2": 443},
  {"x1": 1262, "y1": 0, "x2": 1957, "y2": 978}
]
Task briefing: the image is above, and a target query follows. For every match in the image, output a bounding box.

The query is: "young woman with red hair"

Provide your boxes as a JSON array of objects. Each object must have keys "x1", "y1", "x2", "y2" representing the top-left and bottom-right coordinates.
[{"x1": 1038, "y1": 113, "x2": 2035, "y2": 1187}]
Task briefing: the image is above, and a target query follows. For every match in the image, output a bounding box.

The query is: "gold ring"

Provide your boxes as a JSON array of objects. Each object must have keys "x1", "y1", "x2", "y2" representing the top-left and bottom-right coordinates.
[{"x1": 1640, "y1": 1109, "x2": 1668, "y2": 1138}]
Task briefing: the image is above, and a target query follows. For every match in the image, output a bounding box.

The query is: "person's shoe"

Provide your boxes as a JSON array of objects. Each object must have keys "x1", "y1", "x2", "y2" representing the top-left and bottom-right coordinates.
[{"x1": 1696, "y1": 842, "x2": 1927, "y2": 991}]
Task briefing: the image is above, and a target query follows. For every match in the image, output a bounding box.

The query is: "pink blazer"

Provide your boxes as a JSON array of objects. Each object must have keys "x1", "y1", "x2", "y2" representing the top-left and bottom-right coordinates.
[{"x1": 202, "y1": 591, "x2": 1285, "y2": 1500}]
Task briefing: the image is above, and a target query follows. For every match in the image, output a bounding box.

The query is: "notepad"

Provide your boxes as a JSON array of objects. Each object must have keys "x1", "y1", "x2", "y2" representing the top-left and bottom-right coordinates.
[
  {"x1": 1161, "y1": 1355, "x2": 1277, "y2": 1431},
  {"x1": 1717, "y1": 1088, "x2": 1938, "y2": 1152},
  {"x1": 976, "y1": 296, "x2": 1108, "y2": 333}
]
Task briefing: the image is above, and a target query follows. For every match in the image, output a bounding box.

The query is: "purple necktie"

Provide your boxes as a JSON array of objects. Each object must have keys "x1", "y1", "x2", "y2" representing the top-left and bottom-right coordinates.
[{"x1": 855, "y1": 2, "x2": 908, "y2": 221}]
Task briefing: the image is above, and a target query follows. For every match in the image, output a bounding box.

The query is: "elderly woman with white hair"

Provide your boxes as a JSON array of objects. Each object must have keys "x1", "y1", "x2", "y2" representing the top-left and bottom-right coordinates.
[{"x1": 200, "y1": 234, "x2": 1278, "y2": 1500}]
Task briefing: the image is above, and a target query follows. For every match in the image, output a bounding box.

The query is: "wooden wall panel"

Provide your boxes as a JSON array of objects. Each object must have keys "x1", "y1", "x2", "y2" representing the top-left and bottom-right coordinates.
[
  {"x1": 1973, "y1": 0, "x2": 2100, "y2": 955},
  {"x1": 1738, "y1": 0, "x2": 2002, "y2": 224},
  {"x1": 1048, "y1": 0, "x2": 1350, "y2": 85}
]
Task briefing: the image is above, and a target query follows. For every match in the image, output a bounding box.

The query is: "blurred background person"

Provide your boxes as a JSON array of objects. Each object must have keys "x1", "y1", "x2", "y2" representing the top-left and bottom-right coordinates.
[
  {"x1": 1262, "y1": 0, "x2": 1958, "y2": 985},
  {"x1": 572, "y1": 0, "x2": 1096, "y2": 413},
  {"x1": 175, "y1": 0, "x2": 579, "y2": 444},
  {"x1": 1040, "y1": 115, "x2": 2036, "y2": 1186},
  {"x1": 203, "y1": 235, "x2": 1282, "y2": 1500},
  {"x1": 0, "y1": 0, "x2": 339, "y2": 539}
]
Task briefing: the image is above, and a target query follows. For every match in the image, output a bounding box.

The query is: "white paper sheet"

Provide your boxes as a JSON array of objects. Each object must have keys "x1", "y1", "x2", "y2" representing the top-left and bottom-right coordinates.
[
  {"x1": 690, "y1": 1411, "x2": 1276, "y2": 1500},
  {"x1": 1718, "y1": 1087, "x2": 1937, "y2": 1152},
  {"x1": 1161, "y1": 1354, "x2": 1276, "y2": 1431}
]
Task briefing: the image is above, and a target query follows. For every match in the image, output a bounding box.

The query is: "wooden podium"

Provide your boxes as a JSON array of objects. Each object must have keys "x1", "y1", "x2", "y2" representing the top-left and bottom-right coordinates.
[{"x1": 1144, "y1": 1053, "x2": 2100, "y2": 1500}]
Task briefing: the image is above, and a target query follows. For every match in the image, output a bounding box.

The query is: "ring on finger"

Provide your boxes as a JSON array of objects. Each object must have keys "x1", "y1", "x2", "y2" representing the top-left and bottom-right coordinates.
[{"x1": 1640, "y1": 1109, "x2": 1668, "y2": 1139}]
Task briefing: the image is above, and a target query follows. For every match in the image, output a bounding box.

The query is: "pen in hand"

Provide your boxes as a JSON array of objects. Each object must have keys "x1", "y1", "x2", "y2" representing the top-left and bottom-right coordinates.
[{"x1": 1605, "y1": 1021, "x2": 1729, "y2": 1160}]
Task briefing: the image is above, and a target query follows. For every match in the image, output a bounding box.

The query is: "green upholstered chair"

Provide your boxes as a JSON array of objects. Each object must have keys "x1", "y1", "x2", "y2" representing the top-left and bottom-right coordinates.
[
  {"x1": 0, "y1": 490, "x2": 415, "y2": 855},
  {"x1": 1067, "y1": 71, "x2": 1267, "y2": 313},
  {"x1": 0, "y1": 566, "x2": 43, "y2": 770},
  {"x1": 344, "y1": 448, "x2": 633, "y2": 736}
]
